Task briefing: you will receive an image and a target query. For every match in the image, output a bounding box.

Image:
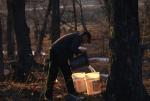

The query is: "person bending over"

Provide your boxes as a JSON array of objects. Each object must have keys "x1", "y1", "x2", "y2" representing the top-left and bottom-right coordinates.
[{"x1": 45, "y1": 31, "x2": 91, "y2": 101}]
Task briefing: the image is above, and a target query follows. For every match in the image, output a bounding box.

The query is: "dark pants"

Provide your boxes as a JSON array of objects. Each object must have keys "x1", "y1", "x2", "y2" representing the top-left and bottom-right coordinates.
[{"x1": 45, "y1": 51, "x2": 77, "y2": 100}]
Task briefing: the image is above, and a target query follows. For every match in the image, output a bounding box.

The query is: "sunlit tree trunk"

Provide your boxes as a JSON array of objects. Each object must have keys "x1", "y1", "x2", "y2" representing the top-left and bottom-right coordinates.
[{"x1": 105, "y1": 0, "x2": 150, "y2": 101}]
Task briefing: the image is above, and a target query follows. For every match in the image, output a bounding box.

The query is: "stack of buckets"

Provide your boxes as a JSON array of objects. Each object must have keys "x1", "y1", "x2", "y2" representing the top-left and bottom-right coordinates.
[{"x1": 72, "y1": 71, "x2": 102, "y2": 95}]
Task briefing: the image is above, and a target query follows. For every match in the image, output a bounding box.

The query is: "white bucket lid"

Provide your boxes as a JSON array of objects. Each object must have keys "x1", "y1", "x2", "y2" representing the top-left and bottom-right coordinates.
[
  {"x1": 72, "y1": 72, "x2": 85, "y2": 79},
  {"x1": 85, "y1": 72, "x2": 100, "y2": 79}
]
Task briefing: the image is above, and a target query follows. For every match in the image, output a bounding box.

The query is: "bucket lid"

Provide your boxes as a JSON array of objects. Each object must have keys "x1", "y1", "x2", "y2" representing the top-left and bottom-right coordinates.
[
  {"x1": 85, "y1": 72, "x2": 100, "y2": 79},
  {"x1": 72, "y1": 73, "x2": 85, "y2": 78}
]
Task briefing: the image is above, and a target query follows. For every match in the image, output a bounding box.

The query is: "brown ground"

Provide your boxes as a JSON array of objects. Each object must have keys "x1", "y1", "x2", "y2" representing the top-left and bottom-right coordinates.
[{"x1": 0, "y1": 24, "x2": 150, "y2": 101}]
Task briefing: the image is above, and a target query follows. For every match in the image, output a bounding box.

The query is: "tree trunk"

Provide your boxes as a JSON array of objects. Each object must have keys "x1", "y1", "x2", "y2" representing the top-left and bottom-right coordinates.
[
  {"x1": 77, "y1": 0, "x2": 87, "y2": 31},
  {"x1": 51, "y1": 0, "x2": 60, "y2": 43},
  {"x1": 72, "y1": 0, "x2": 77, "y2": 31},
  {"x1": 103, "y1": 0, "x2": 112, "y2": 25},
  {"x1": 0, "y1": 18, "x2": 4, "y2": 81},
  {"x1": 35, "y1": 0, "x2": 51, "y2": 54},
  {"x1": 12, "y1": 0, "x2": 34, "y2": 81},
  {"x1": 7, "y1": 0, "x2": 15, "y2": 62},
  {"x1": 105, "y1": 0, "x2": 150, "y2": 101},
  {"x1": 144, "y1": 0, "x2": 150, "y2": 40},
  {"x1": 32, "y1": 4, "x2": 40, "y2": 40}
]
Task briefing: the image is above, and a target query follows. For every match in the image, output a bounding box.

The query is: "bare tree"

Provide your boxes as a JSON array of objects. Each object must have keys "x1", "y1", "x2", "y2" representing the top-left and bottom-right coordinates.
[
  {"x1": 72, "y1": 0, "x2": 77, "y2": 31},
  {"x1": 12, "y1": 0, "x2": 35, "y2": 82},
  {"x1": 35, "y1": 0, "x2": 70, "y2": 53},
  {"x1": 35, "y1": 0, "x2": 51, "y2": 54},
  {"x1": 76, "y1": 0, "x2": 87, "y2": 31},
  {"x1": 142, "y1": 0, "x2": 150, "y2": 44},
  {"x1": 32, "y1": 3, "x2": 41, "y2": 40},
  {"x1": 103, "y1": 0, "x2": 113, "y2": 38},
  {"x1": 60, "y1": 0, "x2": 74, "y2": 32},
  {"x1": 51, "y1": 0, "x2": 60, "y2": 43},
  {"x1": 105, "y1": 0, "x2": 150, "y2": 101},
  {"x1": 7, "y1": 0, "x2": 15, "y2": 62},
  {"x1": 0, "y1": 17, "x2": 4, "y2": 81}
]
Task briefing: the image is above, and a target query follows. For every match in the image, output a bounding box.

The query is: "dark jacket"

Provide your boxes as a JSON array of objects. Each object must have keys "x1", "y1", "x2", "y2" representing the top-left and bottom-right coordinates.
[{"x1": 50, "y1": 32, "x2": 82, "y2": 60}]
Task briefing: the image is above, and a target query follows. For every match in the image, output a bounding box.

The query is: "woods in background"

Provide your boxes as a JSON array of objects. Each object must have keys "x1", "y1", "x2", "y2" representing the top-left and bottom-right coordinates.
[{"x1": 0, "y1": 0, "x2": 149, "y2": 100}]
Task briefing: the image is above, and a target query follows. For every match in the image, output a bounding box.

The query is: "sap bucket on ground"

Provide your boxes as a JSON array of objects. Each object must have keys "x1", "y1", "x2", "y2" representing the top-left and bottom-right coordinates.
[
  {"x1": 72, "y1": 72, "x2": 87, "y2": 93},
  {"x1": 85, "y1": 72, "x2": 101, "y2": 95}
]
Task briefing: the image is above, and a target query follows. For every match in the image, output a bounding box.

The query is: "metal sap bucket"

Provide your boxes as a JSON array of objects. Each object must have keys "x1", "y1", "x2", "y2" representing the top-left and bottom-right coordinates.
[{"x1": 70, "y1": 54, "x2": 89, "y2": 69}]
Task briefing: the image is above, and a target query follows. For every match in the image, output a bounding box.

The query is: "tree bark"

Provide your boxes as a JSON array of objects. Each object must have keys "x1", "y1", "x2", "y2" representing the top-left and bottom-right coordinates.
[
  {"x1": 7, "y1": 0, "x2": 15, "y2": 62},
  {"x1": 76, "y1": 0, "x2": 87, "y2": 31},
  {"x1": 103, "y1": 0, "x2": 112, "y2": 25},
  {"x1": 32, "y1": 4, "x2": 40, "y2": 40},
  {"x1": 105, "y1": 0, "x2": 150, "y2": 101},
  {"x1": 144, "y1": 0, "x2": 150, "y2": 39},
  {"x1": 0, "y1": 18, "x2": 4, "y2": 81},
  {"x1": 51, "y1": 0, "x2": 60, "y2": 43},
  {"x1": 12, "y1": 0, "x2": 34, "y2": 81},
  {"x1": 72, "y1": 0, "x2": 77, "y2": 31},
  {"x1": 35, "y1": 0, "x2": 51, "y2": 54}
]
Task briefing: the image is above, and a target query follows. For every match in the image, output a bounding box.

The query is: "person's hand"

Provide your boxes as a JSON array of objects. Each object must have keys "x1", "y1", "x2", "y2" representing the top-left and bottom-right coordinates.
[{"x1": 78, "y1": 46, "x2": 87, "y2": 53}]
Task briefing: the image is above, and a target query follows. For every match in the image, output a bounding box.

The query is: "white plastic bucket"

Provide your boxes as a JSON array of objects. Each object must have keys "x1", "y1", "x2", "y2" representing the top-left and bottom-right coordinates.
[
  {"x1": 72, "y1": 73, "x2": 86, "y2": 93},
  {"x1": 85, "y1": 72, "x2": 101, "y2": 95}
]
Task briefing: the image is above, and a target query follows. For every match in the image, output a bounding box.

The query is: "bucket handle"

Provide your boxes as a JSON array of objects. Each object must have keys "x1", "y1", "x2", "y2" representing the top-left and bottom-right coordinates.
[{"x1": 88, "y1": 65, "x2": 96, "y2": 72}]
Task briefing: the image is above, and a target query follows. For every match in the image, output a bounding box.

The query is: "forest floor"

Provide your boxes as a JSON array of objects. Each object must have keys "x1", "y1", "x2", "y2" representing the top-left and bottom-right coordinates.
[{"x1": 0, "y1": 23, "x2": 150, "y2": 101}]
